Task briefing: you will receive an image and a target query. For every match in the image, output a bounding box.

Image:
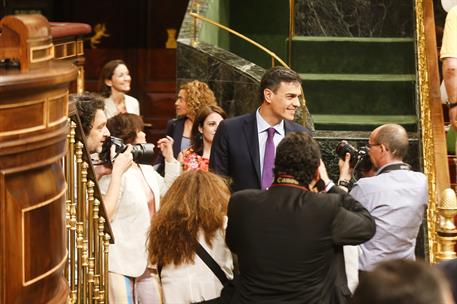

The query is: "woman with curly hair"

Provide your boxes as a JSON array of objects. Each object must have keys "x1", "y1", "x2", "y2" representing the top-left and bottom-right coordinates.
[
  {"x1": 148, "y1": 170, "x2": 234, "y2": 303},
  {"x1": 98, "y1": 59, "x2": 140, "y2": 118},
  {"x1": 155, "y1": 80, "x2": 218, "y2": 174},
  {"x1": 179, "y1": 105, "x2": 226, "y2": 171},
  {"x1": 171, "y1": 80, "x2": 218, "y2": 154}
]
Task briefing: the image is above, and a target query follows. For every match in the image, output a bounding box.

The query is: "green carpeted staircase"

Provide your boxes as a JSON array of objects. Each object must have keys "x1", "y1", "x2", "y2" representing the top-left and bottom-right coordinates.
[{"x1": 290, "y1": 36, "x2": 417, "y2": 131}]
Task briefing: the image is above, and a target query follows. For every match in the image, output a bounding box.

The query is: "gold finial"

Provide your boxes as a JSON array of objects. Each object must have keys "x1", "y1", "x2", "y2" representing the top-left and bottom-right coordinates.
[
  {"x1": 440, "y1": 188, "x2": 457, "y2": 209},
  {"x1": 435, "y1": 188, "x2": 457, "y2": 262}
]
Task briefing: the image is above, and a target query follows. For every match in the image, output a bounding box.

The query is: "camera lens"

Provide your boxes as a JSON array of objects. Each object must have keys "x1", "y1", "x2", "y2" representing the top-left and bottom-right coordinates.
[
  {"x1": 131, "y1": 143, "x2": 155, "y2": 165},
  {"x1": 335, "y1": 140, "x2": 358, "y2": 168}
]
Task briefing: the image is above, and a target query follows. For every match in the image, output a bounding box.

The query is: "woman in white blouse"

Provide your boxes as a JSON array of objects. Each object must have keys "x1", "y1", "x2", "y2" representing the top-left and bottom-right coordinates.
[
  {"x1": 98, "y1": 113, "x2": 181, "y2": 303},
  {"x1": 98, "y1": 59, "x2": 140, "y2": 118},
  {"x1": 148, "y1": 170, "x2": 234, "y2": 303}
]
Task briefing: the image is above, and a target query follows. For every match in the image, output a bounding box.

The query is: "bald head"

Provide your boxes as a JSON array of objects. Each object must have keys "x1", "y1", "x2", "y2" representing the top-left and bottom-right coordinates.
[{"x1": 372, "y1": 124, "x2": 409, "y2": 160}]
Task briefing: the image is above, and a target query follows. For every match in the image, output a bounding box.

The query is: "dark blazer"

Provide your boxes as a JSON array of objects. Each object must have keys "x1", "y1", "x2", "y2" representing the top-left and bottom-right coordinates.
[
  {"x1": 154, "y1": 116, "x2": 186, "y2": 175},
  {"x1": 209, "y1": 112, "x2": 309, "y2": 192},
  {"x1": 226, "y1": 184, "x2": 376, "y2": 304},
  {"x1": 166, "y1": 116, "x2": 187, "y2": 158}
]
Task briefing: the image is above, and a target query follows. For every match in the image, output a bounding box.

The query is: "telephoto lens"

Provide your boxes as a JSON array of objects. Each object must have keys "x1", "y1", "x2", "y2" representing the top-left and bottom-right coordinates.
[{"x1": 99, "y1": 136, "x2": 155, "y2": 165}]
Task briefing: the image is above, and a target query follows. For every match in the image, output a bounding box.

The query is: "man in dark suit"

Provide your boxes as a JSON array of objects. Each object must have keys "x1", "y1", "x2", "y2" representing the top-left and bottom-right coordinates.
[
  {"x1": 209, "y1": 66, "x2": 309, "y2": 192},
  {"x1": 226, "y1": 132, "x2": 376, "y2": 304}
]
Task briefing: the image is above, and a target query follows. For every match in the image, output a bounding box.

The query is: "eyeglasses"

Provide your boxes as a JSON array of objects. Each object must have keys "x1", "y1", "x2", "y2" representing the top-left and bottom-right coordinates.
[{"x1": 367, "y1": 142, "x2": 381, "y2": 149}]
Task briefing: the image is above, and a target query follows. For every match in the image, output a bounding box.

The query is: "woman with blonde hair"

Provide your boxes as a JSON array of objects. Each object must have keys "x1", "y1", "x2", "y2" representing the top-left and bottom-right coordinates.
[{"x1": 148, "y1": 170, "x2": 234, "y2": 303}]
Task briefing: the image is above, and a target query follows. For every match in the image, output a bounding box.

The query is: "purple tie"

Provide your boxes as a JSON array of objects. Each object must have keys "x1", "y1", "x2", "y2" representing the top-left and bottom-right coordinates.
[{"x1": 261, "y1": 127, "x2": 276, "y2": 189}]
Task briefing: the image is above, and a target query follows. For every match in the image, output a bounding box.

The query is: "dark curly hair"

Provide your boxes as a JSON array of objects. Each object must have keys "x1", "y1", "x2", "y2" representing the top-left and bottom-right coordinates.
[
  {"x1": 190, "y1": 105, "x2": 227, "y2": 155},
  {"x1": 72, "y1": 92, "x2": 106, "y2": 135},
  {"x1": 106, "y1": 113, "x2": 144, "y2": 144},
  {"x1": 274, "y1": 132, "x2": 320, "y2": 185},
  {"x1": 258, "y1": 66, "x2": 302, "y2": 103},
  {"x1": 98, "y1": 59, "x2": 126, "y2": 98}
]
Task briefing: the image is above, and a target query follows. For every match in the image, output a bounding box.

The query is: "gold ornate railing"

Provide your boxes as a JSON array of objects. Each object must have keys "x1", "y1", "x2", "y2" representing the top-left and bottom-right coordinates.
[
  {"x1": 64, "y1": 106, "x2": 113, "y2": 303},
  {"x1": 415, "y1": 0, "x2": 457, "y2": 262},
  {"x1": 190, "y1": 11, "x2": 288, "y2": 68}
]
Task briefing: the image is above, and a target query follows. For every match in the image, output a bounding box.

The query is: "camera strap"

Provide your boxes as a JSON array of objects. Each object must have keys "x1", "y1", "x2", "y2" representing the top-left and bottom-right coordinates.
[{"x1": 377, "y1": 163, "x2": 411, "y2": 175}]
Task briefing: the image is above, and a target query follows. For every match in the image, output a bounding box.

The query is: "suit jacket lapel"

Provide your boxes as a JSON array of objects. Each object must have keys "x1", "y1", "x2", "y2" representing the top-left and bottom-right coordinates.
[
  {"x1": 173, "y1": 118, "x2": 185, "y2": 156},
  {"x1": 243, "y1": 113, "x2": 261, "y2": 182}
]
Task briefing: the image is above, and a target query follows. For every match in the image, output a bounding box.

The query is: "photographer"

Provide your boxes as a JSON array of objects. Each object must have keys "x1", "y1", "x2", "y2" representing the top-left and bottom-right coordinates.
[
  {"x1": 226, "y1": 132, "x2": 375, "y2": 304},
  {"x1": 338, "y1": 124, "x2": 428, "y2": 276},
  {"x1": 73, "y1": 93, "x2": 133, "y2": 220},
  {"x1": 98, "y1": 113, "x2": 181, "y2": 303}
]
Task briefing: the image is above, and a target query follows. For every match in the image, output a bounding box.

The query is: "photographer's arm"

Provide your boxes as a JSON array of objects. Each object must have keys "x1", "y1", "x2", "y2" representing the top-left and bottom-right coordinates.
[
  {"x1": 156, "y1": 136, "x2": 181, "y2": 193},
  {"x1": 102, "y1": 145, "x2": 133, "y2": 221},
  {"x1": 443, "y1": 57, "x2": 457, "y2": 130},
  {"x1": 338, "y1": 153, "x2": 352, "y2": 192}
]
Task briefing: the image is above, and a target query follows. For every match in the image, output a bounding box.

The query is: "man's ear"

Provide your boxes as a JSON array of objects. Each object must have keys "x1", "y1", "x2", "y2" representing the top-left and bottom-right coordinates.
[{"x1": 264, "y1": 88, "x2": 273, "y2": 103}]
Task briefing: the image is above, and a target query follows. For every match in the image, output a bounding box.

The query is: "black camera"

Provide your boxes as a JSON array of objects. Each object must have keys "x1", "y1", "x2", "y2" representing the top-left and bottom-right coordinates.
[
  {"x1": 100, "y1": 136, "x2": 155, "y2": 165},
  {"x1": 335, "y1": 140, "x2": 372, "y2": 172}
]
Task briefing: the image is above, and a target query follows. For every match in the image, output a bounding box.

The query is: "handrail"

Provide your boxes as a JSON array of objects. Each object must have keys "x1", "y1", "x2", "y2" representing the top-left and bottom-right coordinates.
[
  {"x1": 190, "y1": 12, "x2": 289, "y2": 68},
  {"x1": 288, "y1": 0, "x2": 294, "y2": 66},
  {"x1": 415, "y1": 0, "x2": 457, "y2": 262}
]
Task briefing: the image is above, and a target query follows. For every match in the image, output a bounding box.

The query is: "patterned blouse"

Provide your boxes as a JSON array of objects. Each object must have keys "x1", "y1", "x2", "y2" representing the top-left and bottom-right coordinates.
[{"x1": 182, "y1": 148, "x2": 209, "y2": 171}]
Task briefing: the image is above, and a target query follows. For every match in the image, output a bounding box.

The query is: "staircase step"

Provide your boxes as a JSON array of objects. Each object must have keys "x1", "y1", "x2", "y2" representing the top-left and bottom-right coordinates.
[
  {"x1": 300, "y1": 73, "x2": 416, "y2": 116},
  {"x1": 312, "y1": 114, "x2": 417, "y2": 131},
  {"x1": 300, "y1": 73, "x2": 416, "y2": 81},
  {"x1": 291, "y1": 36, "x2": 415, "y2": 74}
]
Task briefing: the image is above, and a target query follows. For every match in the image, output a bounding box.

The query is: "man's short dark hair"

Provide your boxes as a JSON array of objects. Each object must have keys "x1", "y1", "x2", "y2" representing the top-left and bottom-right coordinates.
[
  {"x1": 259, "y1": 66, "x2": 302, "y2": 103},
  {"x1": 274, "y1": 132, "x2": 320, "y2": 185},
  {"x1": 71, "y1": 93, "x2": 105, "y2": 135},
  {"x1": 352, "y1": 259, "x2": 450, "y2": 304}
]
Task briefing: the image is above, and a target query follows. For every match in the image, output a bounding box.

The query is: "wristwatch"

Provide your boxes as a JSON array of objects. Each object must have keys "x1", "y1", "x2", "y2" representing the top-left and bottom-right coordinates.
[
  {"x1": 446, "y1": 100, "x2": 457, "y2": 109},
  {"x1": 338, "y1": 180, "x2": 352, "y2": 189}
]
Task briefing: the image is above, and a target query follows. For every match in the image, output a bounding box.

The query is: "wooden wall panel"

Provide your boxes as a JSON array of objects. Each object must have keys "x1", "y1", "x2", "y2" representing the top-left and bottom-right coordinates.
[{"x1": 47, "y1": 0, "x2": 189, "y2": 145}]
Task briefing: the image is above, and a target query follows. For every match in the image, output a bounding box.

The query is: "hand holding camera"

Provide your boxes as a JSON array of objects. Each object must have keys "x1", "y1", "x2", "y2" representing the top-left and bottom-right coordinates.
[
  {"x1": 335, "y1": 140, "x2": 373, "y2": 180},
  {"x1": 338, "y1": 152, "x2": 353, "y2": 182},
  {"x1": 111, "y1": 144, "x2": 133, "y2": 175}
]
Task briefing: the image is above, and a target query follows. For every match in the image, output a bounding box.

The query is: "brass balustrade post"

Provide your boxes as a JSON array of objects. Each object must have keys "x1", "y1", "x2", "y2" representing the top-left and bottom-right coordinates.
[
  {"x1": 93, "y1": 197, "x2": 101, "y2": 303},
  {"x1": 76, "y1": 222, "x2": 84, "y2": 303},
  {"x1": 67, "y1": 120, "x2": 77, "y2": 303},
  {"x1": 87, "y1": 180, "x2": 95, "y2": 303},
  {"x1": 104, "y1": 232, "x2": 111, "y2": 303},
  {"x1": 75, "y1": 142, "x2": 84, "y2": 303},
  {"x1": 98, "y1": 216, "x2": 106, "y2": 304},
  {"x1": 436, "y1": 188, "x2": 457, "y2": 262}
]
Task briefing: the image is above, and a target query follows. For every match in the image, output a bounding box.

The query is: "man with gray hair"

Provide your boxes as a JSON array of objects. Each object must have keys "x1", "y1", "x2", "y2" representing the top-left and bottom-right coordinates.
[{"x1": 339, "y1": 124, "x2": 428, "y2": 273}]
